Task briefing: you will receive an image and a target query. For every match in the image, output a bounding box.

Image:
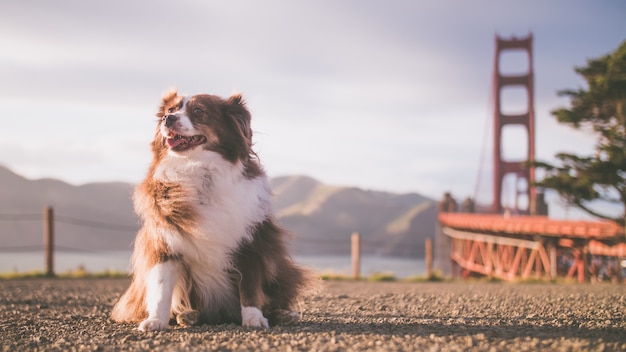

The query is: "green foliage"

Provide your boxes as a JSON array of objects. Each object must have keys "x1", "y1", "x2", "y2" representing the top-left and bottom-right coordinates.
[
  {"x1": 366, "y1": 272, "x2": 397, "y2": 282},
  {"x1": 404, "y1": 270, "x2": 447, "y2": 282},
  {"x1": 63, "y1": 267, "x2": 127, "y2": 279},
  {"x1": 320, "y1": 271, "x2": 449, "y2": 282},
  {"x1": 0, "y1": 270, "x2": 49, "y2": 280},
  {"x1": 533, "y1": 40, "x2": 626, "y2": 225},
  {"x1": 0, "y1": 267, "x2": 127, "y2": 280},
  {"x1": 319, "y1": 272, "x2": 353, "y2": 281},
  {"x1": 319, "y1": 271, "x2": 398, "y2": 281}
]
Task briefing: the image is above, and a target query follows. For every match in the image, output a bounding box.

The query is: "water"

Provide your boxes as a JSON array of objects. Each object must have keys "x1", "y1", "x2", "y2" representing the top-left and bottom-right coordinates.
[
  {"x1": 296, "y1": 255, "x2": 425, "y2": 278},
  {"x1": 0, "y1": 251, "x2": 133, "y2": 274},
  {"x1": 0, "y1": 251, "x2": 425, "y2": 278}
]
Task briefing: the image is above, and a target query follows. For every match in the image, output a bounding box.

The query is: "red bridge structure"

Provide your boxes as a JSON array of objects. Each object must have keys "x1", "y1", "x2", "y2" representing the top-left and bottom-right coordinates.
[
  {"x1": 438, "y1": 212, "x2": 624, "y2": 283},
  {"x1": 436, "y1": 34, "x2": 625, "y2": 283}
]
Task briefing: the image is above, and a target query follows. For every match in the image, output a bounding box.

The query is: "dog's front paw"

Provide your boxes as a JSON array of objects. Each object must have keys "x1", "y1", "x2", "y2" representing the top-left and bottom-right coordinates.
[
  {"x1": 138, "y1": 318, "x2": 169, "y2": 331},
  {"x1": 241, "y1": 306, "x2": 269, "y2": 328}
]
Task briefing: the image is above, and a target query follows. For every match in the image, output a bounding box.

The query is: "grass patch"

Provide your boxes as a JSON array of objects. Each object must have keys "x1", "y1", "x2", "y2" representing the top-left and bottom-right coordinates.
[
  {"x1": 0, "y1": 270, "x2": 50, "y2": 280},
  {"x1": 458, "y1": 275, "x2": 570, "y2": 284},
  {"x1": 366, "y1": 272, "x2": 397, "y2": 282},
  {"x1": 479, "y1": 276, "x2": 505, "y2": 283},
  {"x1": 63, "y1": 266, "x2": 127, "y2": 279},
  {"x1": 510, "y1": 277, "x2": 553, "y2": 284},
  {"x1": 319, "y1": 270, "x2": 453, "y2": 282},
  {"x1": 0, "y1": 266, "x2": 128, "y2": 280},
  {"x1": 404, "y1": 271, "x2": 447, "y2": 283},
  {"x1": 319, "y1": 271, "x2": 353, "y2": 281},
  {"x1": 319, "y1": 271, "x2": 398, "y2": 281}
]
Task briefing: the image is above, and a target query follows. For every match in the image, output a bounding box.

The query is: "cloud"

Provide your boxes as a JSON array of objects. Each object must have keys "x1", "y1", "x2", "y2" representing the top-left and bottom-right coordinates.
[{"x1": 0, "y1": 0, "x2": 625, "y2": 217}]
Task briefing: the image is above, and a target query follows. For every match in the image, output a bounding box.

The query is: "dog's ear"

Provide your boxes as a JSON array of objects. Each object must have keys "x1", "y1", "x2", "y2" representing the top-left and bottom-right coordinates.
[
  {"x1": 156, "y1": 88, "x2": 179, "y2": 118},
  {"x1": 225, "y1": 93, "x2": 252, "y2": 143}
]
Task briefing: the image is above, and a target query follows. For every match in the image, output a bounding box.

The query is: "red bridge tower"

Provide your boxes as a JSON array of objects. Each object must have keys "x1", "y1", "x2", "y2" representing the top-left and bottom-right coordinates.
[{"x1": 492, "y1": 34, "x2": 536, "y2": 214}]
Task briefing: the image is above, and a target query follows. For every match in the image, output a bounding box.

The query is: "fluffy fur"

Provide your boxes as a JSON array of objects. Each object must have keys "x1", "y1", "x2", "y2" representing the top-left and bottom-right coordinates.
[{"x1": 111, "y1": 90, "x2": 310, "y2": 331}]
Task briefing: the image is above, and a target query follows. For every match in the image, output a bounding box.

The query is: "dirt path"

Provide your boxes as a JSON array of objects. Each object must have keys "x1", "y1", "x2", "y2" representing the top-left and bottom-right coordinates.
[{"x1": 1, "y1": 278, "x2": 625, "y2": 351}]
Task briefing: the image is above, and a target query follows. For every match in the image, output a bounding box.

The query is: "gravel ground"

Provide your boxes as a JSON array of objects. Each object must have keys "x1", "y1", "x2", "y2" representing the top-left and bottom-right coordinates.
[{"x1": 1, "y1": 278, "x2": 625, "y2": 351}]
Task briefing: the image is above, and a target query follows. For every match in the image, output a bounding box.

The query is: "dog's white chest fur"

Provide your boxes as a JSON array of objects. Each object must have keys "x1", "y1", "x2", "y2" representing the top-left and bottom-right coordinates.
[
  {"x1": 142, "y1": 152, "x2": 273, "y2": 321},
  {"x1": 154, "y1": 151, "x2": 272, "y2": 263}
]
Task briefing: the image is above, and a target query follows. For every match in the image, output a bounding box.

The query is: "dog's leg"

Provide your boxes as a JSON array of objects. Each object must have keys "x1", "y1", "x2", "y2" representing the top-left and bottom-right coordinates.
[
  {"x1": 138, "y1": 261, "x2": 179, "y2": 331},
  {"x1": 237, "y1": 270, "x2": 269, "y2": 328},
  {"x1": 240, "y1": 279, "x2": 269, "y2": 328}
]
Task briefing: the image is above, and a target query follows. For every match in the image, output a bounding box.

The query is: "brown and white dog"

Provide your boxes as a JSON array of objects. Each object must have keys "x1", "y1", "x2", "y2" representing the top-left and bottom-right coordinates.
[{"x1": 111, "y1": 90, "x2": 310, "y2": 331}]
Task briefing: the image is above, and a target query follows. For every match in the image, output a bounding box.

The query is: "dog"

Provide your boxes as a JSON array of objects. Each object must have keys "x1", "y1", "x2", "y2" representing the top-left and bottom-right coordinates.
[{"x1": 111, "y1": 90, "x2": 310, "y2": 331}]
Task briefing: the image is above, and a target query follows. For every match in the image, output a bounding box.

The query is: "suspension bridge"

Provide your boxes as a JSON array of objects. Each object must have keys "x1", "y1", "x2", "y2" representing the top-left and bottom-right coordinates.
[{"x1": 436, "y1": 33, "x2": 625, "y2": 283}]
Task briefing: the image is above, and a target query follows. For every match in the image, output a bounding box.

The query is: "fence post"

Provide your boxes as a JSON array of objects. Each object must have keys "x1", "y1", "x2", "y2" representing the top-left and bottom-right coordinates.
[
  {"x1": 549, "y1": 242, "x2": 557, "y2": 281},
  {"x1": 425, "y1": 238, "x2": 433, "y2": 279},
  {"x1": 44, "y1": 206, "x2": 54, "y2": 277},
  {"x1": 351, "y1": 232, "x2": 360, "y2": 280}
]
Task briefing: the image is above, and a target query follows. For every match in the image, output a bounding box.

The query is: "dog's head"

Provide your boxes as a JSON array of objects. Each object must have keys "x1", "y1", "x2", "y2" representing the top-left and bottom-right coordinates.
[{"x1": 153, "y1": 90, "x2": 253, "y2": 163}]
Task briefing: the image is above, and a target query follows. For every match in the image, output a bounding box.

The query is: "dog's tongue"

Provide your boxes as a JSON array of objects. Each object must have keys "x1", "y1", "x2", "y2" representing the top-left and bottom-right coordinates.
[
  {"x1": 166, "y1": 136, "x2": 189, "y2": 151},
  {"x1": 166, "y1": 134, "x2": 207, "y2": 151}
]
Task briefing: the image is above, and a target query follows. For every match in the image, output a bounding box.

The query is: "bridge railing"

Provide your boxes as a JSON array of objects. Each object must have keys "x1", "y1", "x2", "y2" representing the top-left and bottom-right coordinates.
[{"x1": 439, "y1": 213, "x2": 623, "y2": 239}]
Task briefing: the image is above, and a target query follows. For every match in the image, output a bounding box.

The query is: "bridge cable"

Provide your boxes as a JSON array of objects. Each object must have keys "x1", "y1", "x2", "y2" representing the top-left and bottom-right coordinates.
[{"x1": 472, "y1": 73, "x2": 495, "y2": 204}]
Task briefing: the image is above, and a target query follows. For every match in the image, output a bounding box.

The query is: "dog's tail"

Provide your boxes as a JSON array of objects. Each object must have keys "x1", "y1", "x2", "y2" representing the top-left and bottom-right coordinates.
[{"x1": 111, "y1": 278, "x2": 148, "y2": 323}]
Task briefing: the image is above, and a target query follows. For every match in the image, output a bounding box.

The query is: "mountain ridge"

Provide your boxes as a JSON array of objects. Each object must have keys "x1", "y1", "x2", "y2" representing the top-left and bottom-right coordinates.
[{"x1": 0, "y1": 165, "x2": 437, "y2": 257}]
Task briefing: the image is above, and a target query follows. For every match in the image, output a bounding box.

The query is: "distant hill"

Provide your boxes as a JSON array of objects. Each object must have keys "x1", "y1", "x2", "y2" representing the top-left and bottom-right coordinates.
[
  {"x1": 0, "y1": 166, "x2": 137, "y2": 251},
  {"x1": 0, "y1": 166, "x2": 437, "y2": 257},
  {"x1": 270, "y1": 176, "x2": 437, "y2": 256}
]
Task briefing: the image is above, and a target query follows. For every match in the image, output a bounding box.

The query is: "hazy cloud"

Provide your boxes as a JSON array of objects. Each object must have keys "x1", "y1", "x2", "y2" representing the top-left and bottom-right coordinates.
[{"x1": 1, "y1": 0, "x2": 625, "y2": 213}]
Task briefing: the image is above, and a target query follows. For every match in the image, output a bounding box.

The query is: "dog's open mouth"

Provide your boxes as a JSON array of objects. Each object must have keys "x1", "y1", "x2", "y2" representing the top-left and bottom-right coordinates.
[{"x1": 166, "y1": 134, "x2": 207, "y2": 152}]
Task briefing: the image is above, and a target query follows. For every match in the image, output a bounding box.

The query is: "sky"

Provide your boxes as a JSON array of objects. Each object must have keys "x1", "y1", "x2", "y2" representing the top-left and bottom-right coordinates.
[{"x1": 1, "y1": 0, "x2": 625, "y2": 219}]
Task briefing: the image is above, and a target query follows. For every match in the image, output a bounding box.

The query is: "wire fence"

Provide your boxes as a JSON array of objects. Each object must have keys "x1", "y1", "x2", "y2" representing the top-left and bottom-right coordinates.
[
  {"x1": 0, "y1": 210, "x2": 140, "y2": 253},
  {"x1": 0, "y1": 213, "x2": 41, "y2": 221},
  {"x1": 0, "y1": 210, "x2": 400, "y2": 251},
  {"x1": 55, "y1": 215, "x2": 139, "y2": 232},
  {"x1": 0, "y1": 208, "x2": 431, "y2": 278}
]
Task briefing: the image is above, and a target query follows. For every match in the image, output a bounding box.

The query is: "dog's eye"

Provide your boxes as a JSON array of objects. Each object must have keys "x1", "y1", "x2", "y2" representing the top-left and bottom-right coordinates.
[
  {"x1": 193, "y1": 108, "x2": 203, "y2": 114},
  {"x1": 167, "y1": 107, "x2": 175, "y2": 113}
]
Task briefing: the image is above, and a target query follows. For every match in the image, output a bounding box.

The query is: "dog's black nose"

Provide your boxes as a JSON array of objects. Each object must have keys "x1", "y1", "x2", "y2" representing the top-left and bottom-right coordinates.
[{"x1": 163, "y1": 115, "x2": 178, "y2": 127}]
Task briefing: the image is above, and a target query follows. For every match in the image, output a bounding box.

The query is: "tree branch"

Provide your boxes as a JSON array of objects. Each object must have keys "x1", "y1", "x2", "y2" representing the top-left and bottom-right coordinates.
[{"x1": 574, "y1": 200, "x2": 623, "y2": 225}]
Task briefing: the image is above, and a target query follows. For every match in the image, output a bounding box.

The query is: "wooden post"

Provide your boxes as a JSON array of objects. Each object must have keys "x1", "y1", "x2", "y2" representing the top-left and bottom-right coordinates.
[
  {"x1": 549, "y1": 243, "x2": 557, "y2": 281},
  {"x1": 44, "y1": 206, "x2": 54, "y2": 277},
  {"x1": 535, "y1": 246, "x2": 547, "y2": 280},
  {"x1": 617, "y1": 257, "x2": 623, "y2": 284},
  {"x1": 425, "y1": 238, "x2": 433, "y2": 279},
  {"x1": 451, "y1": 238, "x2": 459, "y2": 279},
  {"x1": 581, "y1": 243, "x2": 589, "y2": 283},
  {"x1": 351, "y1": 232, "x2": 360, "y2": 280}
]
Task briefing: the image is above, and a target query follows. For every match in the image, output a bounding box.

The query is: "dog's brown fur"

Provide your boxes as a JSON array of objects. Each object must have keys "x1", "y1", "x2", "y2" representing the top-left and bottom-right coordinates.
[{"x1": 111, "y1": 91, "x2": 310, "y2": 328}]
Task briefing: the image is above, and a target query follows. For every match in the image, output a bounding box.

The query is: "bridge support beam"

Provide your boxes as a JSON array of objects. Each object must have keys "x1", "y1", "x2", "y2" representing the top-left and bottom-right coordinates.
[
  {"x1": 564, "y1": 240, "x2": 589, "y2": 283},
  {"x1": 443, "y1": 227, "x2": 552, "y2": 281}
]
